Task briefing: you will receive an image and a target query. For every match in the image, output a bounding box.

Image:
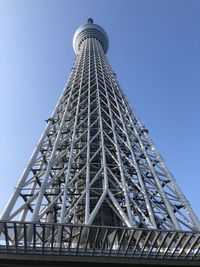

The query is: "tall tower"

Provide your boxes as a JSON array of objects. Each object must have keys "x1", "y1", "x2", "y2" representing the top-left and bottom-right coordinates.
[{"x1": 0, "y1": 19, "x2": 200, "y2": 266}]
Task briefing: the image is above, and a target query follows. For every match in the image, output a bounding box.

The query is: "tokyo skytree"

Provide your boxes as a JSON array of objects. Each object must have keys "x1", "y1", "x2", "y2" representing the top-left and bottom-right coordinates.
[{"x1": 0, "y1": 19, "x2": 199, "y2": 266}]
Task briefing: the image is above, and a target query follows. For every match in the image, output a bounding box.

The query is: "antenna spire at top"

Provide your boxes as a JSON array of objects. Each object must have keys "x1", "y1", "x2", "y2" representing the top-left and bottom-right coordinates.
[{"x1": 87, "y1": 18, "x2": 93, "y2": 24}]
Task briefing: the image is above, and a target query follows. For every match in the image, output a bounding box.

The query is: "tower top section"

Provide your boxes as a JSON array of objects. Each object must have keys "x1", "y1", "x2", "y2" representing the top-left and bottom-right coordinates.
[{"x1": 73, "y1": 18, "x2": 109, "y2": 54}]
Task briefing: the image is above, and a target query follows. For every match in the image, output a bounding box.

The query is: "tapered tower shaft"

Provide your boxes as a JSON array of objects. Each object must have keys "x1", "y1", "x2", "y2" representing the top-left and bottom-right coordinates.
[
  {"x1": 1, "y1": 19, "x2": 200, "y2": 235},
  {"x1": 0, "y1": 19, "x2": 200, "y2": 266}
]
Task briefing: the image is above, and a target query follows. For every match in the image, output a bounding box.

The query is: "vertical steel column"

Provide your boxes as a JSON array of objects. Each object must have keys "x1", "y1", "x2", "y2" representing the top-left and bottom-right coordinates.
[
  {"x1": 95, "y1": 41, "x2": 133, "y2": 227},
  {"x1": 86, "y1": 38, "x2": 108, "y2": 226},
  {"x1": 85, "y1": 38, "x2": 91, "y2": 224}
]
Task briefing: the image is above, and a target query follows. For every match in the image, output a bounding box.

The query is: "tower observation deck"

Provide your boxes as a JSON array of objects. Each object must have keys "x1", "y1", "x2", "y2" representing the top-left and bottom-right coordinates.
[{"x1": 0, "y1": 19, "x2": 200, "y2": 267}]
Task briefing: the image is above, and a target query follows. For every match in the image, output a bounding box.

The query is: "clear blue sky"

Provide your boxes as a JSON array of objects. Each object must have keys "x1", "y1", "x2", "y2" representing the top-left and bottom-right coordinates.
[{"x1": 1, "y1": 0, "x2": 200, "y2": 219}]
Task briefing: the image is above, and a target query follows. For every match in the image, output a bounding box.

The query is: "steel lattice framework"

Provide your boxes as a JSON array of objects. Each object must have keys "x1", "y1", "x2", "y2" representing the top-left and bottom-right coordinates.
[{"x1": 0, "y1": 19, "x2": 200, "y2": 263}]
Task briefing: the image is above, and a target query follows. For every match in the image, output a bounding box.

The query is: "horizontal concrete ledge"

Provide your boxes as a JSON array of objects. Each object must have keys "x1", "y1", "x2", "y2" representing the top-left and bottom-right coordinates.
[{"x1": 0, "y1": 253, "x2": 200, "y2": 267}]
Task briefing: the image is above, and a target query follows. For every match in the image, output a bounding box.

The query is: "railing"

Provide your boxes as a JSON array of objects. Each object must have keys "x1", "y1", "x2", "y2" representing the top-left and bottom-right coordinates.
[{"x1": 0, "y1": 221, "x2": 199, "y2": 261}]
